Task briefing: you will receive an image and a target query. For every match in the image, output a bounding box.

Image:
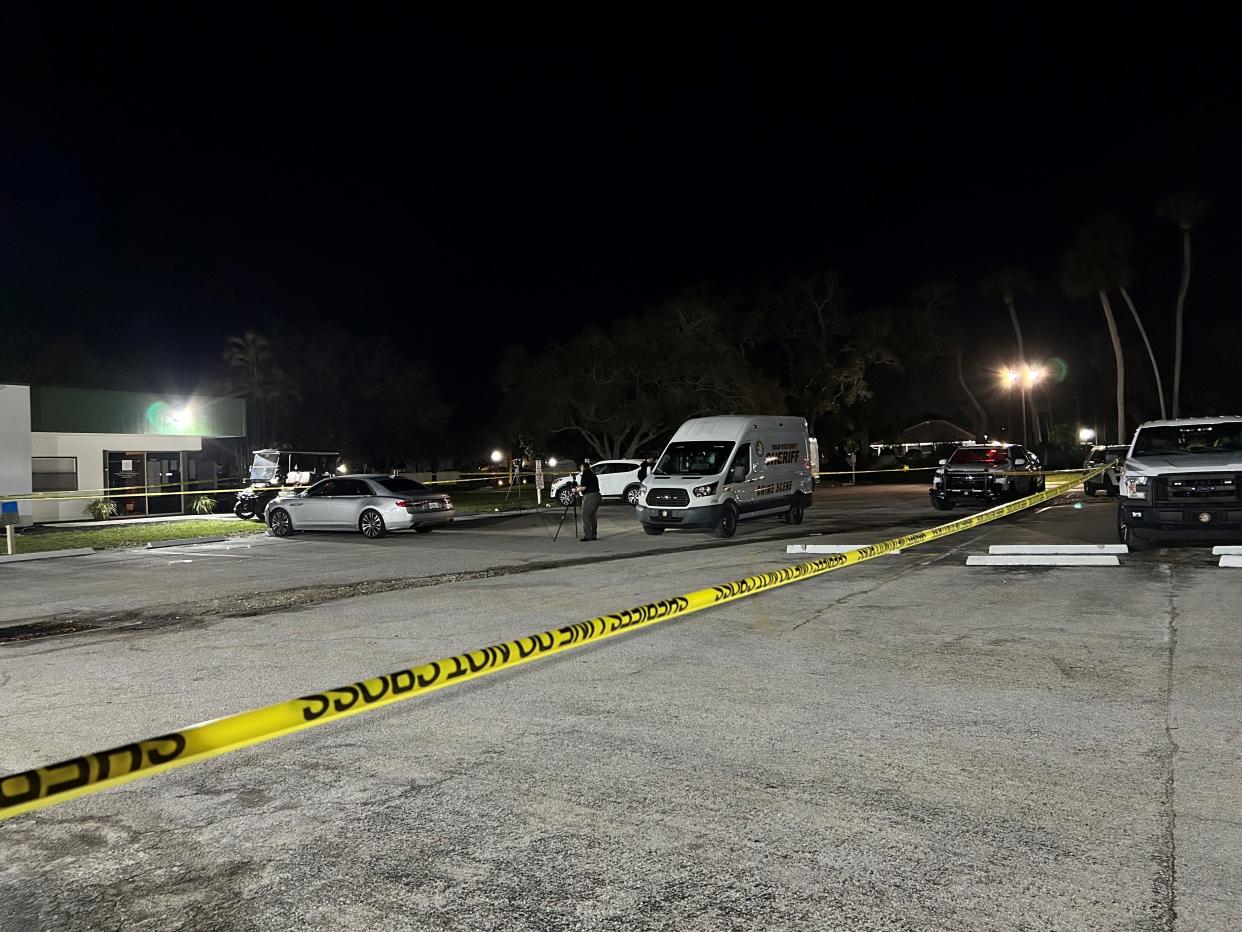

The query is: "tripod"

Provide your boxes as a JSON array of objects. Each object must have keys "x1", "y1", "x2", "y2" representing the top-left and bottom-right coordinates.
[{"x1": 552, "y1": 495, "x2": 579, "y2": 542}]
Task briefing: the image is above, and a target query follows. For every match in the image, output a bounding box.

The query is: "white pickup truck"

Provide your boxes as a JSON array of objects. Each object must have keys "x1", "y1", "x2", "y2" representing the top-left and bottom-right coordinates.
[{"x1": 1117, "y1": 416, "x2": 1242, "y2": 549}]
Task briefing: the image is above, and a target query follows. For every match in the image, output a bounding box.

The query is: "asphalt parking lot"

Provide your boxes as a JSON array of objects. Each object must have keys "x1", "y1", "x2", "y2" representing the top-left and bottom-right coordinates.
[{"x1": 1, "y1": 483, "x2": 1238, "y2": 931}]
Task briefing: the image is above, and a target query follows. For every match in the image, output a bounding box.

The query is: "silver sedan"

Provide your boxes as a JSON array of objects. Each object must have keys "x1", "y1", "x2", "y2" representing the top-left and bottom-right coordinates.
[{"x1": 264, "y1": 475, "x2": 455, "y2": 539}]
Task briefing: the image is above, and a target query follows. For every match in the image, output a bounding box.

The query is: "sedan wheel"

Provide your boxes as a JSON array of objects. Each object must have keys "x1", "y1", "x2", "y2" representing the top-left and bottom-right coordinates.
[
  {"x1": 624, "y1": 484, "x2": 642, "y2": 506},
  {"x1": 360, "y1": 508, "x2": 387, "y2": 539},
  {"x1": 268, "y1": 508, "x2": 293, "y2": 537}
]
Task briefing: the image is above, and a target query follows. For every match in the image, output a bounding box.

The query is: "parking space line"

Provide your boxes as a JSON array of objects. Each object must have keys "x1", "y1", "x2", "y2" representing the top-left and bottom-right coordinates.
[
  {"x1": 989, "y1": 544, "x2": 1127, "y2": 555},
  {"x1": 967, "y1": 554, "x2": 1120, "y2": 566}
]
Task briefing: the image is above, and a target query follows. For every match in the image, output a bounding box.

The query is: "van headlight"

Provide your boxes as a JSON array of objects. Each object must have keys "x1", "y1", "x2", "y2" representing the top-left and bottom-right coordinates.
[
  {"x1": 1120, "y1": 475, "x2": 1149, "y2": 499},
  {"x1": 693, "y1": 482, "x2": 718, "y2": 497}
]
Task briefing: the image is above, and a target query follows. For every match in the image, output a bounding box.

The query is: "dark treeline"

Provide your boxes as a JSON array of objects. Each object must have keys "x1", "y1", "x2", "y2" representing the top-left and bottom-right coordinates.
[{"x1": 3, "y1": 197, "x2": 1237, "y2": 470}]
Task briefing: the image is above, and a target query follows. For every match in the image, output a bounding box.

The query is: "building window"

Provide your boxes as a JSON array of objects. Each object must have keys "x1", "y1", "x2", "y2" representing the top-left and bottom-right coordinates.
[{"x1": 32, "y1": 457, "x2": 78, "y2": 493}]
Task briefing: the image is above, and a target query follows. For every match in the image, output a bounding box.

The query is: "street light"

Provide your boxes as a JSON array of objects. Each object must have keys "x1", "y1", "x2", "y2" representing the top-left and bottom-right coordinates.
[
  {"x1": 490, "y1": 449, "x2": 504, "y2": 465},
  {"x1": 1001, "y1": 362, "x2": 1044, "y2": 447},
  {"x1": 547, "y1": 457, "x2": 558, "y2": 468},
  {"x1": 1078, "y1": 427, "x2": 1096, "y2": 443}
]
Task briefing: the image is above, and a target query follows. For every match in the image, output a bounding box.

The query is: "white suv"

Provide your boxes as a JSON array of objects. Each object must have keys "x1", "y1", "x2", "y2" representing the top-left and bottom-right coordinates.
[
  {"x1": 550, "y1": 460, "x2": 645, "y2": 507},
  {"x1": 1118, "y1": 417, "x2": 1242, "y2": 549}
]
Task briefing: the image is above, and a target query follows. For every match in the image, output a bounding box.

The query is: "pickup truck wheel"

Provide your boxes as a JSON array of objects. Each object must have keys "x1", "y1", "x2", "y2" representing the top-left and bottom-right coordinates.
[
  {"x1": 1118, "y1": 510, "x2": 1151, "y2": 551},
  {"x1": 714, "y1": 502, "x2": 738, "y2": 538},
  {"x1": 930, "y1": 494, "x2": 953, "y2": 511},
  {"x1": 1083, "y1": 485, "x2": 1098, "y2": 497}
]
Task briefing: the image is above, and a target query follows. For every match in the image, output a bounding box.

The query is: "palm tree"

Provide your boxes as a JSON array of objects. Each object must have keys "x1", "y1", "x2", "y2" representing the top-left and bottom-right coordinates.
[
  {"x1": 981, "y1": 267, "x2": 1040, "y2": 442},
  {"x1": 1117, "y1": 286, "x2": 1166, "y2": 418},
  {"x1": 1061, "y1": 217, "x2": 1134, "y2": 444},
  {"x1": 1157, "y1": 192, "x2": 1208, "y2": 417},
  {"x1": 224, "y1": 331, "x2": 279, "y2": 445}
]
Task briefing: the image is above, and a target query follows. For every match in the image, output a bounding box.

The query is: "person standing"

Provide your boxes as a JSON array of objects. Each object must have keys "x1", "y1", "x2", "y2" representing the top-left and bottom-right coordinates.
[
  {"x1": 637, "y1": 457, "x2": 653, "y2": 482},
  {"x1": 577, "y1": 459, "x2": 601, "y2": 541}
]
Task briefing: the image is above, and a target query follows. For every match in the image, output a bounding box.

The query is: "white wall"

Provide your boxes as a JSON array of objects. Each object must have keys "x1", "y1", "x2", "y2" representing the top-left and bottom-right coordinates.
[
  {"x1": 0, "y1": 385, "x2": 34, "y2": 524},
  {"x1": 28, "y1": 433, "x2": 203, "y2": 523}
]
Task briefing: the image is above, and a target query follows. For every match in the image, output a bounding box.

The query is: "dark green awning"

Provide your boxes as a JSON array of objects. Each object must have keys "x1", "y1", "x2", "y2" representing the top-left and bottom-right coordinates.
[{"x1": 29, "y1": 387, "x2": 245, "y2": 437}]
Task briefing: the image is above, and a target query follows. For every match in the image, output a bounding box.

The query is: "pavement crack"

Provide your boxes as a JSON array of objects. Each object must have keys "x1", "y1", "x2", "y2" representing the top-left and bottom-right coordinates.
[{"x1": 1155, "y1": 564, "x2": 1180, "y2": 931}]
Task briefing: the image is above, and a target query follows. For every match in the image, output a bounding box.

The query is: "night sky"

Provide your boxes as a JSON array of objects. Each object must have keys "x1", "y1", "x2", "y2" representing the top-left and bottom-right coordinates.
[{"x1": 3, "y1": 6, "x2": 1240, "y2": 413}]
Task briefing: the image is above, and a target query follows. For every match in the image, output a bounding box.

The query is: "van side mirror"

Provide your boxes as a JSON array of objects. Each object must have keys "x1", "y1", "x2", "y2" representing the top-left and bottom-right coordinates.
[
  {"x1": 731, "y1": 464, "x2": 746, "y2": 483},
  {"x1": 938, "y1": 458, "x2": 947, "y2": 466}
]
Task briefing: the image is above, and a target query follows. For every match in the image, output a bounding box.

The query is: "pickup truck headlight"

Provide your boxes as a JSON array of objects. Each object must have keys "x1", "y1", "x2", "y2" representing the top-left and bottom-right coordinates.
[
  {"x1": 1120, "y1": 475, "x2": 1149, "y2": 499},
  {"x1": 693, "y1": 482, "x2": 718, "y2": 497}
]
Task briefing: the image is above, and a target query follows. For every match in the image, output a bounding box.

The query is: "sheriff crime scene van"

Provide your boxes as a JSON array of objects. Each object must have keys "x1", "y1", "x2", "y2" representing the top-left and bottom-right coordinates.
[{"x1": 637, "y1": 416, "x2": 816, "y2": 538}]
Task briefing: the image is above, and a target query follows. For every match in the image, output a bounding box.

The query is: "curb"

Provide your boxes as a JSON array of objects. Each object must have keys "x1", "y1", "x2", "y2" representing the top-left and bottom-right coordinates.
[{"x1": 0, "y1": 548, "x2": 96, "y2": 564}]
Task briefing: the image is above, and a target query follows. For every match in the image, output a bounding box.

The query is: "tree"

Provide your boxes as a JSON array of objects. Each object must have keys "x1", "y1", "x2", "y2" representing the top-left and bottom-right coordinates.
[
  {"x1": 223, "y1": 330, "x2": 296, "y2": 446},
  {"x1": 498, "y1": 299, "x2": 780, "y2": 460},
  {"x1": 1061, "y1": 216, "x2": 1134, "y2": 444},
  {"x1": 911, "y1": 281, "x2": 987, "y2": 440},
  {"x1": 1157, "y1": 191, "x2": 1208, "y2": 417},
  {"x1": 758, "y1": 273, "x2": 897, "y2": 436},
  {"x1": 1117, "y1": 286, "x2": 1166, "y2": 419},
  {"x1": 980, "y1": 267, "x2": 1040, "y2": 442}
]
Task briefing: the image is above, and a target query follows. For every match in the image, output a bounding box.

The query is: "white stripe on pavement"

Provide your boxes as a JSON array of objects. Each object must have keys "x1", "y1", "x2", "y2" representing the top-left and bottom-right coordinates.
[
  {"x1": 967, "y1": 554, "x2": 1120, "y2": 566},
  {"x1": 988, "y1": 544, "x2": 1128, "y2": 555},
  {"x1": 1212, "y1": 546, "x2": 1242, "y2": 556},
  {"x1": 1220, "y1": 555, "x2": 1242, "y2": 568}
]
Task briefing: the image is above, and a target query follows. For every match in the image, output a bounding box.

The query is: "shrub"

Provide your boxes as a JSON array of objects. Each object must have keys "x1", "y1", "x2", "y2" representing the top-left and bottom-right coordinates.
[
  {"x1": 86, "y1": 498, "x2": 119, "y2": 521},
  {"x1": 191, "y1": 495, "x2": 217, "y2": 515}
]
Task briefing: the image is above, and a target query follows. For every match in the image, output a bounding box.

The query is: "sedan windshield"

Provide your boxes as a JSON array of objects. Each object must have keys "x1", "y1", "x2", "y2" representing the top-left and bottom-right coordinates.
[
  {"x1": 375, "y1": 477, "x2": 431, "y2": 494},
  {"x1": 655, "y1": 442, "x2": 735, "y2": 476},
  {"x1": 1132, "y1": 422, "x2": 1242, "y2": 456}
]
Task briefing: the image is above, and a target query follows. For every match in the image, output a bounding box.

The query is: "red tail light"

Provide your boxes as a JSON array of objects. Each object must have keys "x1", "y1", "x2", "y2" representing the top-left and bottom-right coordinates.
[{"x1": 394, "y1": 500, "x2": 408, "y2": 507}]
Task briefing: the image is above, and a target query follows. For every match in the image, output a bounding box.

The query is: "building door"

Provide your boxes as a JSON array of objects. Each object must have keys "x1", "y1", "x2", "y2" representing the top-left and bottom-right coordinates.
[
  {"x1": 146, "y1": 455, "x2": 183, "y2": 514},
  {"x1": 106, "y1": 452, "x2": 147, "y2": 516}
]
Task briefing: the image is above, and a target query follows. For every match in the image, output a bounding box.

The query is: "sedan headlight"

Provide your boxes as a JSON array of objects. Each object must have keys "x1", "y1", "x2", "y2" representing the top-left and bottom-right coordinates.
[
  {"x1": 1120, "y1": 475, "x2": 1150, "y2": 499},
  {"x1": 692, "y1": 482, "x2": 718, "y2": 497}
]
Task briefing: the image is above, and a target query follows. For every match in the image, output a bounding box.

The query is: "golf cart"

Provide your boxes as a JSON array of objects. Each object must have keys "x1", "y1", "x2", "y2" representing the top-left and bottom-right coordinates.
[{"x1": 233, "y1": 449, "x2": 342, "y2": 520}]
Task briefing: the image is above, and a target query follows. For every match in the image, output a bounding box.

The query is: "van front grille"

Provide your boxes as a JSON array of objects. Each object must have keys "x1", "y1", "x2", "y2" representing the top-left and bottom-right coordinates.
[{"x1": 647, "y1": 488, "x2": 690, "y2": 507}]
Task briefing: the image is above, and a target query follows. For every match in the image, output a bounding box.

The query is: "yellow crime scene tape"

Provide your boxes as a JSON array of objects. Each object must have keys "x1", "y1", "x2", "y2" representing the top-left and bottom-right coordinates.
[
  {"x1": 0, "y1": 465, "x2": 1108, "y2": 821},
  {"x1": 2, "y1": 473, "x2": 575, "y2": 504}
]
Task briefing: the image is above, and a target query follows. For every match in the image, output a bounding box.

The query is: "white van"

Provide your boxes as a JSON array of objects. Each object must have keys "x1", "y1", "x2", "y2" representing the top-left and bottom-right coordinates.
[{"x1": 636, "y1": 416, "x2": 814, "y2": 538}]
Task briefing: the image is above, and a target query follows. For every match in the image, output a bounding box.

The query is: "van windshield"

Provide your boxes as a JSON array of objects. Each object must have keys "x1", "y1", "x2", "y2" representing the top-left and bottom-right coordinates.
[
  {"x1": 1132, "y1": 422, "x2": 1242, "y2": 456},
  {"x1": 655, "y1": 442, "x2": 735, "y2": 476}
]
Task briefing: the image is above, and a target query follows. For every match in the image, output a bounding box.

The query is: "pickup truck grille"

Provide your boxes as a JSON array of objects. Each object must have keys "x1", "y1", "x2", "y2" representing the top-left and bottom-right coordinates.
[
  {"x1": 1156, "y1": 473, "x2": 1239, "y2": 503},
  {"x1": 647, "y1": 488, "x2": 690, "y2": 507}
]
